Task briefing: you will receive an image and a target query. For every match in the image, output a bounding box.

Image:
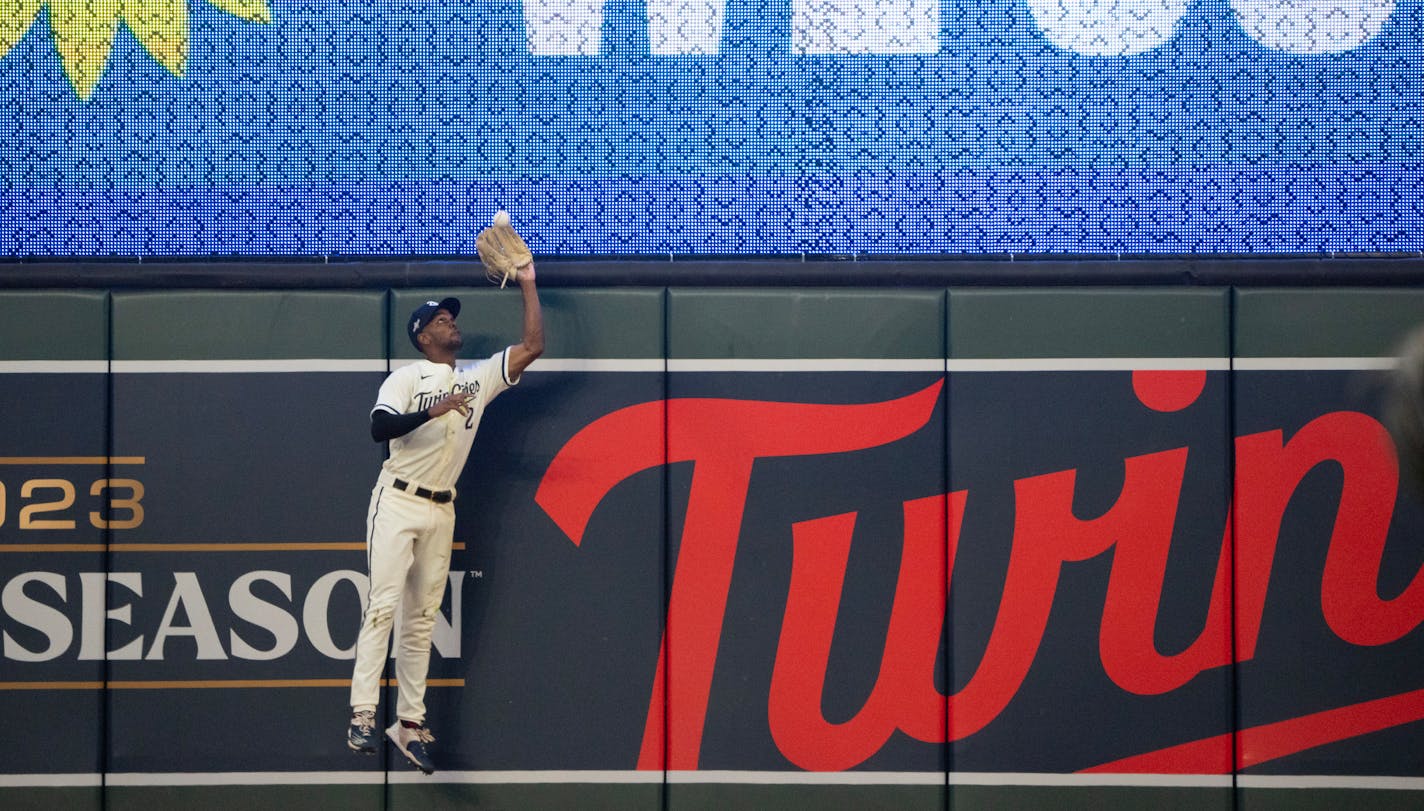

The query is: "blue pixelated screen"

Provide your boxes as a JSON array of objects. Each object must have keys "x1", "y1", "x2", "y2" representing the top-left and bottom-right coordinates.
[{"x1": 1, "y1": 0, "x2": 1420, "y2": 255}]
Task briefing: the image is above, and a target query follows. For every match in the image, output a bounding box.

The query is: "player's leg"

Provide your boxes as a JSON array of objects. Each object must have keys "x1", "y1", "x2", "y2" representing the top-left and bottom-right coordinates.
[
  {"x1": 348, "y1": 485, "x2": 419, "y2": 751},
  {"x1": 393, "y1": 500, "x2": 455, "y2": 723},
  {"x1": 387, "y1": 500, "x2": 454, "y2": 773}
]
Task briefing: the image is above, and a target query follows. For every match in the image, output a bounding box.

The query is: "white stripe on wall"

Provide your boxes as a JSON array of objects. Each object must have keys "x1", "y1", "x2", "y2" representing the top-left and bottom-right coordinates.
[
  {"x1": 388, "y1": 770, "x2": 664, "y2": 784},
  {"x1": 0, "y1": 773, "x2": 103, "y2": 787},
  {"x1": 520, "y1": 358, "x2": 665, "y2": 373},
  {"x1": 668, "y1": 359, "x2": 946, "y2": 372},
  {"x1": 109, "y1": 360, "x2": 388, "y2": 373},
  {"x1": 666, "y1": 770, "x2": 944, "y2": 785},
  {"x1": 946, "y1": 358, "x2": 1230, "y2": 372},
  {"x1": 1238, "y1": 775, "x2": 1424, "y2": 791},
  {"x1": 1233, "y1": 357, "x2": 1398, "y2": 371},
  {"x1": 949, "y1": 772, "x2": 1232, "y2": 788},
  {"x1": 0, "y1": 361, "x2": 108, "y2": 374},
  {"x1": 3, "y1": 358, "x2": 1401, "y2": 374},
  {"x1": 104, "y1": 771, "x2": 385, "y2": 786},
  {"x1": 11, "y1": 771, "x2": 1420, "y2": 789}
]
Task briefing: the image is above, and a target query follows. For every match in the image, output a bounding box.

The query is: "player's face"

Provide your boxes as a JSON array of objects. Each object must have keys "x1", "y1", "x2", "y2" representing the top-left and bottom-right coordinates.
[{"x1": 422, "y1": 309, "x2": 463, "y2": 351}]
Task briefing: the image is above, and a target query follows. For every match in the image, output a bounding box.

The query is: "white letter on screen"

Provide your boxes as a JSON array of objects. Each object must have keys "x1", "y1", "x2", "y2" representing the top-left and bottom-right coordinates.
[
  {"x1": 1231, "y1": 0, "x2": 1394, "y2": 53},
  {"x1": 526, "y1": 0, "x2": 607, "y2": 55},
  {"x1": 1025, "y1": 0, "x2": 1187, "y2": 55},
  {"x1": 649, "y1": 0, "x2": 726, "y2": 53},
  {"x1": 794, "y1": 0, "x2": 940, "y2": 53}
]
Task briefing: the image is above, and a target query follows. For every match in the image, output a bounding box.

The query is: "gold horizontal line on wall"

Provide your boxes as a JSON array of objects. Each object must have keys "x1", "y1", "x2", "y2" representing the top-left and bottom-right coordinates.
[
  {"x1": 0, "y1": 543, "x2": 463, "y2": 552},
  {"x1": 0, "y1": 678, "x2": 465, "y2": 690},
  {"x1": 0, "y1": 457, "x2": 145, "y2": 465}
]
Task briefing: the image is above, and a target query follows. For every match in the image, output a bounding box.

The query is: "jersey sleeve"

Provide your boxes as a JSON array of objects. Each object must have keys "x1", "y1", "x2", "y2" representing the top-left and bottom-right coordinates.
[
  {"x1": 372, "y1": 364, "x2": 416, "y2": 416},
  {"x1": 458, "y1": 348, "x2": 517, "y2": 410},
  {"x1": 501, "y1": 345, "x2": 524, "y2": 387}
]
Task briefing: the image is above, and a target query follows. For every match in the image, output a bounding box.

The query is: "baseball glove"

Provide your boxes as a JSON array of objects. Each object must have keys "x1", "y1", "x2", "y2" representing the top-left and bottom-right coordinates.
[{"x1": 476, "y1": 211, "x2": 533, "y2": 288}]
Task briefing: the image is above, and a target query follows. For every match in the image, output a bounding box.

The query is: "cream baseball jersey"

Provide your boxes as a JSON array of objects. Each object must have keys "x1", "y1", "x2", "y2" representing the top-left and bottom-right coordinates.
[{"x1": 371, "y1": 349, "x2": 517, "y2": 491}]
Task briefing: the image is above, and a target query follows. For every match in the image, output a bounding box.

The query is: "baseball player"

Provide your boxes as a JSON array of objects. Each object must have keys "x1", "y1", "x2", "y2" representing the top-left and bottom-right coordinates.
[{"x1": 347, "y1": 263, "x2": 543, "y2": 774}]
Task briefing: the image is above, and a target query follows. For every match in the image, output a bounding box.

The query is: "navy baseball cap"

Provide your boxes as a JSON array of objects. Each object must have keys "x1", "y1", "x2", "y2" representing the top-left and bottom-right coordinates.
[{"x1": 407, "y1": 297, "x2": 461, "y2": 351}]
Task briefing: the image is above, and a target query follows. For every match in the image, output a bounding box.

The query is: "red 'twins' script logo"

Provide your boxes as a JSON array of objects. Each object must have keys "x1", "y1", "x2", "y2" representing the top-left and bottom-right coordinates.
[{"x1": 534, "y1": 378, "x2": 1424, "y2": 772}]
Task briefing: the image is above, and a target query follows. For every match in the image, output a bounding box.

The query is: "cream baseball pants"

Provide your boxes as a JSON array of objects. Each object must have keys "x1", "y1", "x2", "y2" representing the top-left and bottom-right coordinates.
[{"x1": 349, "y1": 477, "x2": 455, "y2": 723}]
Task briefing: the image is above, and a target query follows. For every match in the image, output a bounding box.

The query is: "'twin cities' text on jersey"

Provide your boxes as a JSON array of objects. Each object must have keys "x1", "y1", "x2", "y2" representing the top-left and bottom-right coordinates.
[{"x1": 414, "y1": 381, "x2": 481, "y2": 415}]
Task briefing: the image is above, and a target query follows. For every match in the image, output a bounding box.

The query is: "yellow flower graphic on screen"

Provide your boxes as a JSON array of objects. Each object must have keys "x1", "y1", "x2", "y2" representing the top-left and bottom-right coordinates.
[{"x1": 0, "y1": 0, "x2": 271, "y2": 100}]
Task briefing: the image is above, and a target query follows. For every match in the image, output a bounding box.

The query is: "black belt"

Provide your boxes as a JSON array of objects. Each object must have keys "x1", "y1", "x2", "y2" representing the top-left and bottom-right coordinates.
[{"x1": 393, "y1": 479, "x2": 453, "y2": 504}]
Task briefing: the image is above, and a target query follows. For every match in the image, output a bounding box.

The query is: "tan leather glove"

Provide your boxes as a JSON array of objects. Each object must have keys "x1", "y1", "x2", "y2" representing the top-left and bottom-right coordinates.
[{"x1": 476, "y1": 211, "x2": 534, "y2": 288}]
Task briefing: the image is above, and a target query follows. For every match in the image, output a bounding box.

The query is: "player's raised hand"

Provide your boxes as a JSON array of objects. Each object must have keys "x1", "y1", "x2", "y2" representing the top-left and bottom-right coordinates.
[
  {"x1": 428, "y1": 392, "x2": 473, "y2": 418},
  {"x1": 516, "y1": 262, "x2": 536, "y2": 284}
]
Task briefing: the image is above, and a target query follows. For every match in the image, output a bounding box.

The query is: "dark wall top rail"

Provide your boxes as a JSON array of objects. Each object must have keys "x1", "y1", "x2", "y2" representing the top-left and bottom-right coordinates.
[{"x1": 3, "y1": 254, "x2": 1424, "y2": 290}]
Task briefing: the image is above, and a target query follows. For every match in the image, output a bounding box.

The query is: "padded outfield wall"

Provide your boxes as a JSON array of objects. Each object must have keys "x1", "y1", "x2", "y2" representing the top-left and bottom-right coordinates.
[{"x1": 1, "y1": 285, "x2": 1423, "y2": 810}]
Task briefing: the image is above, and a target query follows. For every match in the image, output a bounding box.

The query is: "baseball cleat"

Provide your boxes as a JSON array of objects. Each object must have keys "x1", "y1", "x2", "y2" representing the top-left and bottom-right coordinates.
[
  {"x1": 387, "y1": 721, "x2": 436, "y2": 774},
  {"x1": 348, "y1": 710, "x2": 378, "y2": 754}
]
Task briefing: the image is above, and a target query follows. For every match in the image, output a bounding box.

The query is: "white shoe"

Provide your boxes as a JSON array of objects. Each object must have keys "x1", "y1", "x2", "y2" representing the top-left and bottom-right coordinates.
[{"x1": 386, "y1": 721, "x2": 436, "y2": 774}]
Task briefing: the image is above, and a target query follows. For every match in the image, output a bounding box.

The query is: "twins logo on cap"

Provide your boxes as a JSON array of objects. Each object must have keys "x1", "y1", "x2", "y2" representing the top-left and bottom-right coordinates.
[
  {"x1": 407, "y1": 297, "x2": 462, "y2": 351},
  {"x1": 412, "y1": 301, "x2": 439, "y2": 334}
]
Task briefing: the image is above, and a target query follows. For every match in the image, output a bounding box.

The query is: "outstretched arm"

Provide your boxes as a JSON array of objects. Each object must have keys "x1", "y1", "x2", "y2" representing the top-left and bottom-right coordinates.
[{"x1": 507, "y1": 263, "x2": 544, "y2": 380}]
